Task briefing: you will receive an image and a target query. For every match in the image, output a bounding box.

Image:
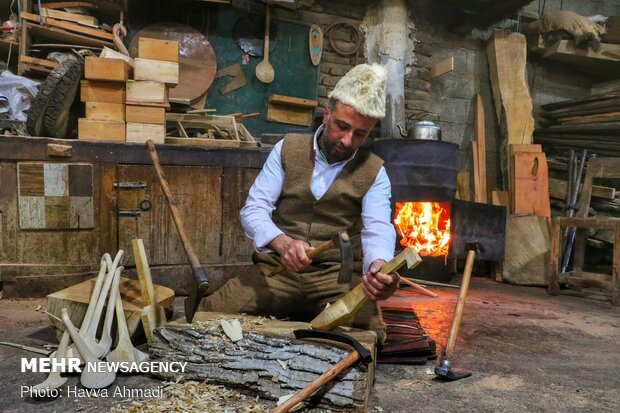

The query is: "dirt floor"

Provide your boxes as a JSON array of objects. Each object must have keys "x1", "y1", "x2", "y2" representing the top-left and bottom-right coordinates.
[{"x1": 1, "y1": 278, "x2": 619, "y2": 412}]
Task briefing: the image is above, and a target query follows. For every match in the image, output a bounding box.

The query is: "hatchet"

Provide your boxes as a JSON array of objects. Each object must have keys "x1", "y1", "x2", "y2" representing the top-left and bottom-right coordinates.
[
  {"x1": 146, "y1": 140, "x2": 208, "y2": 323},
  {"x1": 311, "y1": 246, "x2": 422, "y2": 330}
]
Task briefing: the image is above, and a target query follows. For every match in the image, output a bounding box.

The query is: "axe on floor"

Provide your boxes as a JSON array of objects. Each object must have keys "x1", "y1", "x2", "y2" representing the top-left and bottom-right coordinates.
[
  {"x1": 266, "y1": 231, "x2": 354, "y2": 284},
  {"x1": 146, "y1": 140, "x2": 208, "y2": 323}
]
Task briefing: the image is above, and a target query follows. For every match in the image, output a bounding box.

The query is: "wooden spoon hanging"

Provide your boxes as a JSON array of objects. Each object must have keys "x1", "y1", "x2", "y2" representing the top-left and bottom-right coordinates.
[{"x1": 255, "y1": 5, "x2": 275, "y2": 83}]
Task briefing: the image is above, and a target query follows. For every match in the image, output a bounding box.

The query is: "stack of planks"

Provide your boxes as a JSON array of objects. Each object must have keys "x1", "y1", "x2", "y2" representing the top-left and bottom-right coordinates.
[
  {"x1": 535, "y1": 84, "x2": 620, "y2": 157},
  {"x1": 78, "y1": 38, "x2": 179, "y2": 143}
]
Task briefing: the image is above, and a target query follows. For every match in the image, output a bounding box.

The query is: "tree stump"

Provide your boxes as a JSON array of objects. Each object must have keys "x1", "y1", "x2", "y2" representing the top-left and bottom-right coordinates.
[{"x1": 149, "y1": 312, "x2": 376, "y2": 412}]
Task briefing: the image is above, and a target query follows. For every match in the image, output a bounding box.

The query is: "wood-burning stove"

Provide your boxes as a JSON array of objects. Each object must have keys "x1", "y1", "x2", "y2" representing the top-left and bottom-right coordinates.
[{"x1": 373, "y1": 139, "x2": 506, "y2": 282}]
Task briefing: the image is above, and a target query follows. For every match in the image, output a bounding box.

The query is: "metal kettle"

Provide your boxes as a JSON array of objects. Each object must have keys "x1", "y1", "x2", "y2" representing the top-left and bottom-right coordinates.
[{"x1": 399, "y1": 113, "x2": 442, "y2": 140}]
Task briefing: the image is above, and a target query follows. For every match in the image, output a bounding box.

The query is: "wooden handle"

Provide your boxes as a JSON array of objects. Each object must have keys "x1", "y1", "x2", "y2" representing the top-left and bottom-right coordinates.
[
  {"x1": 146, "y1": 141, "x2": 207, "y2": 286},
  {"x1": 399, "y1": 276, "x2": 438, "y2": 298},
  {"x1": 444, "y1": 249, "x2": 475, "y2": 357},
  {"x1": 263, "y1": 5, "x2": 270, "y2": 60},
  {"x1": 271, "y1": 350, "x2": 361, "y2": 413},
  {"x1": 266, "y1": 239, "x2": 335, "y2": 278}
]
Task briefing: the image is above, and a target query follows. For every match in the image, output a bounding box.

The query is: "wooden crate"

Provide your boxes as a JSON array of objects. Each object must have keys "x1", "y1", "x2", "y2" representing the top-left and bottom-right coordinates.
[
  {"x1": 78, "y1": 118, "x2": 125, "y2": 142},
  {"x1": 126, "y1": 80, "x2": 168, "y2": 104},
  {"x1": 138, "y1": 37, "x2": 179, "y2": 62},
  {"x1": 126, "y1": 105, "x2": 166, "y2": 124},
  {"x1": 85, "y1": 56, "x2": 132, "y2": 82},
  {"x1": 85, "y1": 102, "x2": 125, "y2": 121},
  {"x1": 134, "y1": 58, "x2": 179, "y2": 86},
  {"x1": 126, "y1": 122, "x2": 165, "y2": 144},
  {"x1": 78, "y1": 118, "x2": 126, "y2": 142},
  {"x1": 80, "y1": 80, "x2": 125, "y2": 103}
]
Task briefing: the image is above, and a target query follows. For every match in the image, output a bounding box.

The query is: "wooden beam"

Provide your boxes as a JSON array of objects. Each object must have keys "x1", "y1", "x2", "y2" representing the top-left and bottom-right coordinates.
[{"x1": 473, "y1": 94, "x2": 487, "y2": 203}]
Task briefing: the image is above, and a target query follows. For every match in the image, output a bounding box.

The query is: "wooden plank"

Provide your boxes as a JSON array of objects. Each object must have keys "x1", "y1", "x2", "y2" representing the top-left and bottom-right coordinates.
[
  {"x1": 80, "y1": 80, "x2": 125, "y2": 103},
  {"x1": 26, "y1": 21, "x2": 114, "y2": 48},
  {"x1": 126, "y1": 105, "x2": 166, "y2": 124},
  {"x1": 126, "y1": 80, "x2": 168, "y2": 104},
  {"x1": 560, "y1": 111, "x2": 620, "y2": 125},
  {"x1": 85, "y1": 102, "x2": 125, "y2": 121},
  {"x1": 471, "y1": 140, "x2": 481, "y2": 203},
  {"x1": 46, "y1": 276, "x2": 174, "y2": 340},
  {"x1": 19, "y1": 55, "x2": 58, "y2": 69},
  {"x1": 430, "y1": 57, "x2": 454, "y2": 79},
  {"x1": 512, "y1": 151, "x2": 551, "y2": 217},
  {"x1": 508, "y1": 144, "x2": 541, "y2": 214},
  {"x1": 268, "y1": 94, "x2": 318, "y2": 108},
  {"x1": 40, "y1": 7, "x2": 98, "y2": 26},
  {"x1": 548, "y1": 178, "x2": 616, "y2": 201},
  {"x1": 491, "y1": 190, "x2": 509, "y2": 207},
  {"x1": 503, "y1": 214, "x2": 550, "y2": 286},
  {"x1": 543, "y1": 40, "x2": 620, "y2": 79},
  {"x1": 487, "y1": 33, "x2": 534, "y2": 145},
  {"x1": 473, "y1": 94, "x2": 487, "y2": 203},
  {"x1": 555, "y1": 216, "x2": 619, "y2": 231},
  {"x1": 20, "y1": 12, "x2": 114, "y2": 41},
  {"x1": 78, "y1": 118, "x2": 126, "y2": 142},
  {"x1": 126, "y1": 122, "x2": 165, "y2": 144},
  {"x1": 456, "y1": 170, "x2": 470, "y2": 201},
  {"x1": 591, "y1": 79, "x2": 620, "y2": 95},
  {"x1": 138, "y1": 37, "x2": 179, "y2": 62},
  {"x1": 164, "y1": 137, "x2": 240, "y2": 148},
  {"x1": 84, "y1": 56, "x2": 131, "y2": 82},
  {"x1": 134, "y1": 58, "x2": 179, "y2": 85},
  {"x1": 267, "y1": 103, "x2": 314, "y2": 127}
]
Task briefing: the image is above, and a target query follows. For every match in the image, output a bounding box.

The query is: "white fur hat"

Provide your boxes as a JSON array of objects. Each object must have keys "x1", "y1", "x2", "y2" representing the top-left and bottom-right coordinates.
[{"x1": 328, "y1": 63, "x2": 387, "y2": 119}]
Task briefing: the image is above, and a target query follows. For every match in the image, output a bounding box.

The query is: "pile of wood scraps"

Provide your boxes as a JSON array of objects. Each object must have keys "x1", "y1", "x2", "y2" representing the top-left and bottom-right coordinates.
[{"x1": 166, "y1": 113, "x2": 258, "y2": 148}]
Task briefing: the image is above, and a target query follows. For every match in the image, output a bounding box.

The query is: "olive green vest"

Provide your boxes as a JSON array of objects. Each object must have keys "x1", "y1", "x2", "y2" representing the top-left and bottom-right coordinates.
[{"x1": 254, "y1": 133, "x2": 384, "y2": 272}]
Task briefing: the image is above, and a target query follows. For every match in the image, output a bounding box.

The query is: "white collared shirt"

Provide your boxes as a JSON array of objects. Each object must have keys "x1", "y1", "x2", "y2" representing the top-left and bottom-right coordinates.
[{"x1": 240, "y1": 126, "x2": 395, "y2": 273}]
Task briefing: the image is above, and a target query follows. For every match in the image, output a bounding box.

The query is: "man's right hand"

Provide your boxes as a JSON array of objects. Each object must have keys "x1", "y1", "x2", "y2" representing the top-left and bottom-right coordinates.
[{"x1": 270, "y1": 235, "x2": 314, "y2": 273}]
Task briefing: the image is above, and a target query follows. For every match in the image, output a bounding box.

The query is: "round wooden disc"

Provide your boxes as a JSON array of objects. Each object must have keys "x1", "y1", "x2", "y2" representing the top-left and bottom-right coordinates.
[{"x1": 129, "y1": 22, "x2": 217, "y2": 105}]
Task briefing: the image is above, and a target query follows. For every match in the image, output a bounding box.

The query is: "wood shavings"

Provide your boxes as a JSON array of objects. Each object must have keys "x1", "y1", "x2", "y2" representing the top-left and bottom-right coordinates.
[
  {"x1": 276, "y1": 359, "x2": 288, "y2": 370},
  {"x1": 220, "y1": 319, "x2": 243, "y2": 342},
  {"x1": 109, "y1": 381, "x2": 270, "y2": 413}
]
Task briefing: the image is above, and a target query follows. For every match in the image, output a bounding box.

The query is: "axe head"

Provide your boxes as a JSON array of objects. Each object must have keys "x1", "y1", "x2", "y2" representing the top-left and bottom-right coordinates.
[{"x1": 336, "y1": 231, "x2": 354, "y2": 284}]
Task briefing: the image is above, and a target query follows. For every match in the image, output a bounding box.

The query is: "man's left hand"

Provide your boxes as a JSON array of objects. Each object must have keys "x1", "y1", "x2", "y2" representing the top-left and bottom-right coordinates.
[{"x1": 361, "y1": 259, "x2": 399, "y2": 301}]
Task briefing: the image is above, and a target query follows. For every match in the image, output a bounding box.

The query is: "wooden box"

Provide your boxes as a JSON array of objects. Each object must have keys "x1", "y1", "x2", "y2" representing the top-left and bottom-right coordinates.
[
  {"x1": 126, "y1": 105, "x2": 166, "y2": 124},
  {"x1": 85, "y1": 102, "x2": 125, "y2": 121},
  {"x1": 126, "y1": 122, "x2": 165, "y2": 144},
  {"x1": 126, "y1": 80, "x2": 168, "y2": 104},
  {"x1": 134, "y1": 58, "x2": 179, "y2": 86},
  {"x1": 138, "y1": 37, "x2": 179, "y2": 62},
  {"x1": 85, "y1": 56, "x2": 132, "y2": 82},
  {"x1": 78, "y1": 118, "x2": 126, "y2": 142},
  {"x1": 80, "y1": 80, "x2": 125, "y2": 103}
]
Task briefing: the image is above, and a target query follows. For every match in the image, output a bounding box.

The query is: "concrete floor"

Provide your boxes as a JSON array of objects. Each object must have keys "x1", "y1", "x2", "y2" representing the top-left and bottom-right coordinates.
[{"x1": 1, "y1": 278, "x2": 619, "y2": 412}]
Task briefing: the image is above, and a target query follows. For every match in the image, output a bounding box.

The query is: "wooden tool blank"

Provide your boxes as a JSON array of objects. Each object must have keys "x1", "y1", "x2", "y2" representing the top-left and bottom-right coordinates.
[
  {"x1": 266, "y1": 238, "x2": 336, "y2": 278},
  {"x1": 512, "y1": 151, "x2": 551, "y2": 217}
]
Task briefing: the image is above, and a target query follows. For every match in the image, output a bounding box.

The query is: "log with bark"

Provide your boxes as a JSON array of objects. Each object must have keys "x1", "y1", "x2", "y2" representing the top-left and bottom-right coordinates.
[{"x1": 148, "y1": 312, "x2": 376, "y2": 412}]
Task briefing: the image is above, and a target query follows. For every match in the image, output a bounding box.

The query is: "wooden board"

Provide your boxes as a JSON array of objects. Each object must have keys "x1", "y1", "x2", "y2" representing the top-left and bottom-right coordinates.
[
  {"x1": 134, "y1": 58, "x2": 179, "y2": 86},
  {"x1": 46, "y1": 276, "x2": 175, "y2": 341},
  {"x1": 20, "y1": 12, "x2": 113, "y2": 41},
  {"x1": 149, "y1": 311, "x2": 375, "y2": 412},
  {"x1": 100, "y1": 46, "x2": 134, "y2": 67},
  {"x1": 85, "y1": 102, "x2": 125, "y2": 121},
  {"x1": 591, "y1": 79, "x2": 620, "y2": 95},
  {"x1": 430, "y1": 57, "x2": 454, "y2": 79},
  {"x1": 508, "y1": 144, "x2": 541, "y2": 213},
  {"x1": 26, "y1": 21, "x2": 114, "y2": 48},
  {"x1": 126, "y1": 105, "x2": 166, "y2": 124},
  {"x1": 138, "y1": 37, "x2": 179, "y2": 62},
  {"x1": 266, "y1": 95, "x2": 317, "y2": 127},
  {"x1": 40, "y1": 7, "x2": 98, "y2": 26},
  {"x1": 473, "y1": 94, "x2": 487, "y2": 203},
  {"x1": 164, "y1": 137, "x2": 240, "y2": 148},
  {"x1": 269, "y1": 94, "x2": 318, "y2": 108},
  {"x1": 309, "y1": 24, "x2": 323, "y2": 66},
  {"x1": 126, "y1": 122, "x2": 165, "y2": 144},
  {"x1": 560, "y1": 111, "x2": 620, "y2": 125},
  {"x1": 487, "y1": 33, "x2": 534, "y2": 145},
  {"x1": 543, "y1": 40, "x2": 620, "y2": 79},
  {"x1": 548, "y1": 178, "x2": 616, "y2": 200},
  {"x1": 80, "y1": 80, "x2": 125, "y2": 103},
  {"x1": 512, "y1": 151, "x2": 551, "y2": 217},
  {"x1": 491, "y1": 190, "x2": 509, "y2": 207},
  {"x1": 503, "y1": 214, "x2": 549, "y2": 286},
  {"x1": 84, "y1": 56, "x2": 132, "y2": 82},
  {"x1": 126, "y1": 80, "x2": 168, "y2": 104},
  {"x1": 19, "y1": 55, "x2": 59, "y2": 69},
  {"x1": 78, "y1": 118, "x2": 126, "y2": 142}
]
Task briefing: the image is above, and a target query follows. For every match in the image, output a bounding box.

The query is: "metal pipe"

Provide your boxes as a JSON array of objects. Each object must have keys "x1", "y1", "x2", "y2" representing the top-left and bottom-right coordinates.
[{"x1": 561, "y1": 150, "x2": 589, "y2": 273}]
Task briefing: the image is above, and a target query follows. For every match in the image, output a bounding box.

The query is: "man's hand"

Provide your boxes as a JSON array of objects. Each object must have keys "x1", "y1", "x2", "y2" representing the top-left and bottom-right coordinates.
[
  {"x1": 362, "y1": 259, "x2": 399, "y2": 301},
  {"x1": 270, "y1": 234, "x2": 314, "y2": 273}
]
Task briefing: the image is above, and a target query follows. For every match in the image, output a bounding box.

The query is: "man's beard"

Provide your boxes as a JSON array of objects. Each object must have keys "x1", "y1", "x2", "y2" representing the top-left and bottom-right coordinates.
[{"x1": 321, "y1": 130, "x2": 354, "y2": 162}]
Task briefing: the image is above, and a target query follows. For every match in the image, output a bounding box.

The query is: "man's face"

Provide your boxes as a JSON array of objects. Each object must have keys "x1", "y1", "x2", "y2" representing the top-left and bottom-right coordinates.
[{"x1": 320, "y1": 101, "x2": 378, "y2": 164}]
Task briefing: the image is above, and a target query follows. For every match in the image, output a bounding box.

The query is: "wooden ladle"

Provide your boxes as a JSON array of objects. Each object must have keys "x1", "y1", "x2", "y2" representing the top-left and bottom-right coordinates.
[
  {"x1": 96, "y1": 266, "x2": 122, "y2": 356},
  {"x1": 255, "y1": 5, "x2": 274, "y2": 83},
  {"x1": 32, "y1": 330, "x2": 71, "y2": 391},
  {"x1": 106, "y1": 288, "x2": 148, "y2": 364},
  {"x1": 61, "y1": 308, "x2": 116, "y2": 389}
]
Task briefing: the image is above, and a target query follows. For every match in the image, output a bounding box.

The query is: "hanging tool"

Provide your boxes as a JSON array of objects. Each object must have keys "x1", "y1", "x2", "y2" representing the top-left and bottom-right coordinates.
[
  {"x1": 255, "y1": 5, "x2": 275, "y2": 83},
  {"x1": 146, "y1": 140, "x2": 209, "y2": 323},
  {"x1": 435, "y1": 241, "x2": 481, "y2": 381}
]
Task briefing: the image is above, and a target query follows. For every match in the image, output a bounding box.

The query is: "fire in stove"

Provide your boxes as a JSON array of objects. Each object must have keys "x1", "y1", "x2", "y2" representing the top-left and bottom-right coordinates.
[{"x1": 394, "y1": 201, "x2": 451, "y2": 256}]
